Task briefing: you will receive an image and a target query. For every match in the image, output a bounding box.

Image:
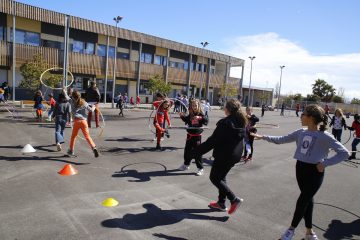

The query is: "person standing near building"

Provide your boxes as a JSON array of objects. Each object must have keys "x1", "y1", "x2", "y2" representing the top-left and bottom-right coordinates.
[
  {"x1": 261, "y1": 104, "x2": 266, "y2": 117},
  {"x1": 329, "y1": 108, "x2": 347, "y2": 142},
  {"x1": 281, "y1": 103, "x2": 285, "y2": 116},
  {"x1": 123, "y1": 93, "x2": 128, "y2": 109},
  {"x1": 85, "y1": 81, "x2": 101, "y2": 128},
  {"x1": 1, "y1": 82, "x2": 10, "y2": 101},
  {"x1": 251, "y1": 104, "x2": 349, "y2": 240},
  {"x1": 348, "y1": 114, "x2": 360, "y2": 160},
  {"x1": 33, "y1": 90, "x2": 44, "y2": 121},
  {"x1": 295, "y1": 103, "x2": 300, "y2": 117},
  {"x1": 47, "y1": 93, "x2": 56, "y2": 121},
  {"x1": 136, "y1": 95, "x2": 141, "y2": 106},
  {"x1": 192, "y1": 99, "x2": 247, "y2": 214}
]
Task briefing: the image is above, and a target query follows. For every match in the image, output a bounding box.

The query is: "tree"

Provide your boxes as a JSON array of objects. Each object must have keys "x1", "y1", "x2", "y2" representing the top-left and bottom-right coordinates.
[
  {"x1": 292, "y1": 93, "x2": 303, "y2": 101},
  {"x1": 351, "y1": 98, "x2": 360, "y2": 105},
  {"x1": 305, "y1": 94, "x2": 321, "y2": 103},
  {"x1": 312, "y1": 79, "x2": 336, "y2": 102},
  {"x1": 148, "y1": 74, "x2": 172, "y2": 95},
  {"x1": 332, "y1": 95, "x2": 344, "y2": 103},
  {"x1": 220, "y1": 83, "x2": 237, "y2": 98},
  {"x1": 19, "y1": 54, "x2": 62, "y2": 90}
]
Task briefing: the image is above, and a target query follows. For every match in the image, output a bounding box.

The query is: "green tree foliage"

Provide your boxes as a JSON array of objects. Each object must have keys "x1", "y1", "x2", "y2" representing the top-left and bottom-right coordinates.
[
  {"x1": 19, "y1": 54, "x2": 62, "y2": 90},
  {"x1": 148, "y1": 74, "x2": 172, "y2": 95},
  {"x1": 312, "y1": 79, "x2": 336, "y2": 102},
  {"x1": 220, "y1": 83, "x2": 237, "y2": 97},
  {"x1": 306, "y1": 94, "x2": 321, "y2": 102},
  {"x1": 351, "y1": 98, "x2": 360, "y2": 104},
  {"x1": 332, "y1": 95, "x2": 344, "y2": 103}
]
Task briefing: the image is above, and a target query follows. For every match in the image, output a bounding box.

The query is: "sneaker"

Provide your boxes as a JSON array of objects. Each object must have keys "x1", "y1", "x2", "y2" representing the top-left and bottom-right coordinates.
[
  {"x1": 228, "y1": 197, "x2": 243, "y2": 215},
  {"x1": 67, "y1": 149, "x2": 76, "y2": 157},
  {"x1": 155, "y1": 144, "x2": 162, "y2": 151},
  {"x1": 304, "y1": 233, "x2": 319, "y2": 240},
  {"x1": 245, "y1": 157, "x2": 252, "y2": 162},
  {"x1": 196, "y1": 168, "x2": 204, "y2": 176},
  {"x1": 93, "y1": 148, "x2": 99, "y2": 158},
  {"x1": 348, "y1": 154, "x2": 356, "y2": 160},
  {"x1": 165, "y1": 130, "x2": 170, "y2": 138},
  {"x1": 241, "y1": 156, "x2": 247, "y2": 161},
  {"x1": 178, "y1": 164, "x2": 190, "y2": 171},
  {"x1": 161, "y1": 137, "x2": 165, "y2": 141},
  {"x1": 56, "y1": 143, "x2": 62, "y2": 152},
  {"x1": 280, "y1": 229, "x2": 295, "y2": 240},
  {"x1": 209, "y1": 201, "x2": 228, "y2": 212}
]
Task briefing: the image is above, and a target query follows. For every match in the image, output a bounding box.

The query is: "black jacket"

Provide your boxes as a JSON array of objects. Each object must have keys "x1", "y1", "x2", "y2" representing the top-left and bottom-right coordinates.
[
  {"x1": 329, "y1": 116, "x2": 347, "y2": 129},
  {"x1": 85, "y1": 87, "x2": 100, "y2": 103},
  {"x1": 180, "y1": 113, "x2": 208, "y2": 135},
  {"x1": 193, "y1": 115, "x2": 245, "y2": 163}
]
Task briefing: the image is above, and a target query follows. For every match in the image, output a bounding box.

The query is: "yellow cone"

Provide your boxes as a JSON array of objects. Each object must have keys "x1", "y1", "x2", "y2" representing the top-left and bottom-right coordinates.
[{"x1": 102, "y1": 198, "x2": 119, "y2": 207}]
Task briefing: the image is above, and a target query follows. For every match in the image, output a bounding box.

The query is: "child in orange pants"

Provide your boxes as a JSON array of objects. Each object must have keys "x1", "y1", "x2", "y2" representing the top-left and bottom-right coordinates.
[
  {"x1": 64, "y1": 89, "x2": 99, "y2": 158},
  {"x1": 33, "y1": 90, "x2": 44, "y2": 121},
  {"x1": 153, "y1": 99, "x2": 171, "y2": 150}
]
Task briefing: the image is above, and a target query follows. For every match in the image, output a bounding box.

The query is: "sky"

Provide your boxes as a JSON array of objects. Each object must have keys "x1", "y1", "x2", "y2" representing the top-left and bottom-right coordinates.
[{"x1": 17, "y1": 0, "x2": 360, "y2": 101}]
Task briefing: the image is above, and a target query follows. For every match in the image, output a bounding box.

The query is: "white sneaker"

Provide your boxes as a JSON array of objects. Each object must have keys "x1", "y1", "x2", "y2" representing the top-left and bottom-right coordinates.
[
  {"x1": 196, "y1": 168, "x2": 204, "y2": 176},
  {"x1": 281, "y1": 229, "x2": 295, "y2": 240},
  {"x1": 304, "y1": 234, "x2": 319, "y2": 240},
  {"x1": 56, "y1": 143, "x2": 62, "y2": 151},
  {"x1": 178, "y1": 164, "x2": 190, "y2": 171}
]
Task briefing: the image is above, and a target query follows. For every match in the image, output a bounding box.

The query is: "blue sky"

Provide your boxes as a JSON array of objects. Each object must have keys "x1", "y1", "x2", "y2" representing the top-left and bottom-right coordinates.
[{"x1": 17, "y1": 0, "x2": 360, "y2": 100}]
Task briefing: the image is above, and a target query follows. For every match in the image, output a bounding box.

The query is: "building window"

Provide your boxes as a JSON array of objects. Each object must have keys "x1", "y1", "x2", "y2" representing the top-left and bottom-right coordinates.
[
  {"x1": 139, "y1": 81, "x2": 151, "y2": 95},
  {"x1": 11, "y1": 29, "x2": 40, "y2": 46},
  {"x1": 97, "y1": 44, "x2": 106, "y2": 57},
  {"x1": 154, "y1": 55, "x2": 167, "y2": 66},
  {"x1": 183, "y1": 61, "x2": 189, "y2": 70},
  {"x1": 141, "y1": 52, "x2": 153, "y2": 63},
  {"x1": 117, "y1": 52, "x2": 130, "y2": 59},
  {"x1": 210, "y1": 68, "x2": 215, "y2": 74},
  {"x1": 0, "y1": 26, "x2": 5, "y2": 41},
  {"x1": 42, "y1": 40, "x2": 63, "y2": 50},
  {"x1": 196, "y1": 63, "x2": 207, "y2": 72},
  {"x1": 72, "y1": 40, "x2": 94, "y2": 55},
  {"x1": 108, "y1": 46, "x2": 115, "y2": 58}
]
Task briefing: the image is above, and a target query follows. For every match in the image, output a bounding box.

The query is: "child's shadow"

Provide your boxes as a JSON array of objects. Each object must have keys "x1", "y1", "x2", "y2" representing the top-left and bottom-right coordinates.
[
  {"x1": 101, "y1": 203, "x2": 229, "y2": 230},
  {"x1": 112, "y1": 168, "x2": 195, "y2": 182},
  {"x1": 323, "y1": 219, "x2": 360, "y2": 240}
]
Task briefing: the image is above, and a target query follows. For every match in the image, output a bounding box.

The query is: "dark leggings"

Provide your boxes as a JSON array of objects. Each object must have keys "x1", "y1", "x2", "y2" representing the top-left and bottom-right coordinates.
[
  {"x1": 209, "y1": 160, "x2": 237, "y2": 204},
  {"x1": 291, "y1": 161, "x2": 324, "y2": 228},
  {"x1": 184, "y1": 135, "x2": 203, "y2": 169},
  {"x1": 332, "y1": 128, "x2": 342, "y2": 142}
]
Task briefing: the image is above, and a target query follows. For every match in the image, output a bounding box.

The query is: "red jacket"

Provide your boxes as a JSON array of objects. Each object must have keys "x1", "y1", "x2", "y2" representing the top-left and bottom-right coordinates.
[
  {"x1": 351, "y1": 121, "x2": 360, "y2": 137},
  {"x1": 153, "y1": 101, "x2": 170, "y2": 125}
]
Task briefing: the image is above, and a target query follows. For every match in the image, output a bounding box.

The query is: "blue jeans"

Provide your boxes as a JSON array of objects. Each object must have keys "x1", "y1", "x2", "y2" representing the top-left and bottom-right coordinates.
[
  {"x1": 351, "y1": 138, "x2": 360, "y2": 155},
  {"x1": 55, "y1": 118, "x2": 67, "y2": 144}
]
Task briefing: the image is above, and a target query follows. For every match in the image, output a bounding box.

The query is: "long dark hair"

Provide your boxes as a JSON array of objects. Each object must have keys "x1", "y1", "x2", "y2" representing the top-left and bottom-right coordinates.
[
  {"x1": 305, "y1": 104, "x2": 328, "y2": 131},
  {"x1": 225, "y1": 99, "x2": 248, "y2": 127}
]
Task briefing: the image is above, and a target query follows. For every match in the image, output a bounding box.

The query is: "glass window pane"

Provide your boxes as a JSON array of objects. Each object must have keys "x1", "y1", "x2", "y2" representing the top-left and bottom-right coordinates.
[
  {"x1": 0, "y1": 26, "x2": 4, "y2": 41},
  {"x1": 84, "y1": 42, "x2": 94, "y2": 55},
  {"x1": 15, "y1": 30, "x2": 26, "y2": 44},
  {"x1": 184, "y1": 61, "x2": 189, "y2": 70},
  {"x1": 154, "y1": 55, "x2": 161, "y2": 65},
  {"x1": 108, "y1": 46, "x2": 115, "y2": 58},
  {"x1": 25, "y1": 32, "x2": 40, "y2": 46},
  {"x1": 145, "y1": 53, "x2": 152, "y2": 63},
  {"x1": 97, "y1": 44, "x2": 106, "y2": 57},
  {"x1": 163, "y1": 56, "x2": 167, "y2": 66},
  {"x1": 73, "y1": 41, "x2": 84, "y2": 53}
]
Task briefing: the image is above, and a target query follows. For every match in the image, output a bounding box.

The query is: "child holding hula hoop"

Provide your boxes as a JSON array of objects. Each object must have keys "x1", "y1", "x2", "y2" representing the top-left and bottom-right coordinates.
[{"x1": 251, "y1": 104, "x2": 349, "y2": 240}]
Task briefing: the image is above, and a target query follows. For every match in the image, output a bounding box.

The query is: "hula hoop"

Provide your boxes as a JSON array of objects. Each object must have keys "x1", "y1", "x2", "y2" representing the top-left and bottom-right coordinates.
[
  {"x1": 147, "y1": 98, "x2": 189, "y2": 135},
  {"x1": 341, "y1": 130, "x2": 353, "y2": 145},
  {"x1": 40, "y1": 67, "x2": 74, "y2": 90}
]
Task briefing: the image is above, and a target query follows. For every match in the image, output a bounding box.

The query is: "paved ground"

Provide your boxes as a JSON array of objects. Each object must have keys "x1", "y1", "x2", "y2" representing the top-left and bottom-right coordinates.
[{"x1": 0, "y1": 106, "x2": 359, "y2": 240}]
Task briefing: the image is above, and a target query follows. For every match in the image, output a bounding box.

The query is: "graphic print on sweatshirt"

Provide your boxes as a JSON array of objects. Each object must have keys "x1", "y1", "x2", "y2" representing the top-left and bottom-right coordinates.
[{"x1": 300, "y1": 135, "x2": 317, "y2": 156}]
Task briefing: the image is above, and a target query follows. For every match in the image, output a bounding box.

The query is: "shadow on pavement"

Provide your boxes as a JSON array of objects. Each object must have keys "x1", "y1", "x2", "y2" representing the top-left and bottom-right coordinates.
[
  {"x1": 153, "y1": 233, "x2": 188, "y2": 240},
  {"x1": 101, "y1": 203, "x2": 229, "y2": 230},
  {"x1": 99, "y1": 146, "x2": 182, "y2": 156},
  {"x1": 112, "y1": 168, "x2": 196, "y2": 182},
  {"x1": 0, "y1": 155, "x2": 89, "y2": 165},
  {"x1": 323, "y1": 219, "x2": 360, "y2": 240},
  {"x1": 105, "y1": 137, "x2": 151, "y2": 142}
]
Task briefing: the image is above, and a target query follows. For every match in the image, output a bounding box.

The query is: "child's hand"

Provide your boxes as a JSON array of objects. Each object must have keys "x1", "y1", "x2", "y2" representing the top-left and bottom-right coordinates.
[
  {"x1": 316, "y1": 162, "x2": 325, "y2": 172},
  {"x1": 250, "y1": 133, "x2": 263, "y2": 140},
  {"x1": 168, "y1": 125, "x2": 172, "y2": 129}
]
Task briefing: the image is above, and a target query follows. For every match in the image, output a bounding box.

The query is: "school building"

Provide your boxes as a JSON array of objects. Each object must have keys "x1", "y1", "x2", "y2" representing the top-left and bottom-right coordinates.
[{"x1": 0, "y1": 0, "x2": 246, "y2": 104}]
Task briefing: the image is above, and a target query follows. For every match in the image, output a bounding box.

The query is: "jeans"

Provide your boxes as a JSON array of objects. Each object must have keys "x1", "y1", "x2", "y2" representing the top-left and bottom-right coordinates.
[
  {"x1": 351, "y1": 138, "x2": 360, "y2": 156},
  {"x1": 332, "y1": 128, "x2": 343, "y2": 142},
  {"x1": 55, "y1": 118, "x2": 67, "y2": 144}
]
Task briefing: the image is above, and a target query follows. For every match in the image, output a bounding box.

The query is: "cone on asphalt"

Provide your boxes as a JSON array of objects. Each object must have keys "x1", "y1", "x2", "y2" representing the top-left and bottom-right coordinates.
[
  {"x1": 21, "y1": 144, "x2": 36, "y2": 153},
  {"x1": 102, "y1": 198, "x2": 119, "y2": 207},
  {"x1": 58, "y1": 164, "x2": 78, "y2": 176}
]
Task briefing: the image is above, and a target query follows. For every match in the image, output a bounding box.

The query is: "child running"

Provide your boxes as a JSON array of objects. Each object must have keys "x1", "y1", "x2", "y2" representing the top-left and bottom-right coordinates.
[
  {"x1": 192, "y1": 99, "x2": 247, "y2": 214},
  {"x1": 53, "y1": 93, "x2": 71, "y2": 151},
  {"x1": 251, "y1": 104, "x2": 349, "y2": 240},
  {"x1": 63, "y1": 89, "x2": 99, "y2": 158},
  {"x1": 348, "y1": 113, "x2": 360, "y2": 160},
  {"x1": 329, "y1": 108, "x2": 347, "y2": 142},
  {"x1": 153, "y1": 98, "x2": 171, "y2": 150},
  {"x1": 33, "y1": 90, "x2": 44, "y2": 121},
  {"x1": 178, "y1": 98, "x2": 208, "y2": 176},
  {"x1": 242, "y1": 107, "x2": 259, "y2": 161}
]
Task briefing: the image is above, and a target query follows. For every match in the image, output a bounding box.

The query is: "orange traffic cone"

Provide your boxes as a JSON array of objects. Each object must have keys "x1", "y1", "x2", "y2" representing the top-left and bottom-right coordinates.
[{"x1": 58, "y1": 164, "x2": 78, "y2": 176}]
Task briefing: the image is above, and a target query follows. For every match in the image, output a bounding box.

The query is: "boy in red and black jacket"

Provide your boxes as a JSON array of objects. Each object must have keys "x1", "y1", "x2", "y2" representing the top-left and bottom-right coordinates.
[
  {"x1": 348, "y1": 114, "x2": 360, "y2": 160},
  {"x1": 153, "y1": 98, "x2": 171, "y2": 150},
  {"x1": 178, "y1": 99, "x2": 209, "y2": 176}
]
